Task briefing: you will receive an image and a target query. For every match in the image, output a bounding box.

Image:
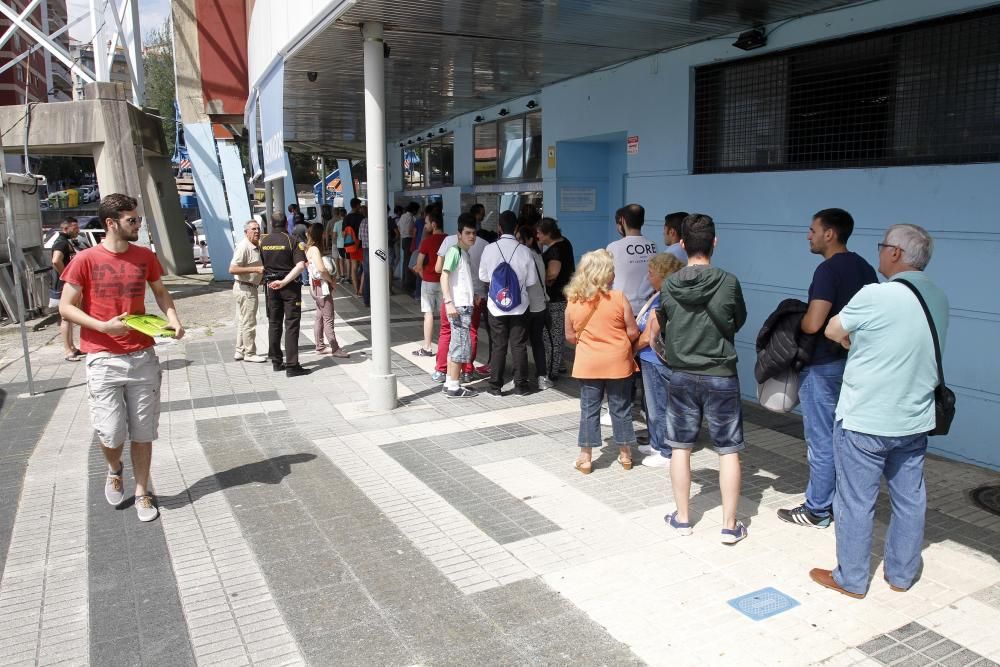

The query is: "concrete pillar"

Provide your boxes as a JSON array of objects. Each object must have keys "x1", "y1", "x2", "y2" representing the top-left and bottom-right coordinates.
[
  {"x1": 184, "y1": 121, "x2": 235, "y2": 280},
  {"x1": 264, "y1": 180, "x2": 273, "y2": 228},
  {"x1": 218, "y1": 139, "x2": 253, "y2": 243},
  {"x1": 282, "y1": 152, "x2": 296, "y2": 218},
  {"x1": 337, "y1": 159, "x2": 355, "y2": 203},
  {"x1": 362, "y1": 21, "x2": 396, "y2": 411},
  {"x1": 139, "y1": 155, "x2": 197, "y2": 275}
]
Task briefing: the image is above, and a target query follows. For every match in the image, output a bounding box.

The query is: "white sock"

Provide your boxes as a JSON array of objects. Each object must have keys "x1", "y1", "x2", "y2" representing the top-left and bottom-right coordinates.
[{"x1": 445, "y1": 378, "x2": 459, "y2": 391}]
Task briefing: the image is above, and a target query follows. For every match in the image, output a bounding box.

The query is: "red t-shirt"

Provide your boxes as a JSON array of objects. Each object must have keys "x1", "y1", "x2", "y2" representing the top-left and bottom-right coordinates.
[
  {"x1": 60, "y1": 243, "x2": 164, "y2": 354},
  {"x1": 418, "y1": 233, "x2": 447, "y2": 282}
]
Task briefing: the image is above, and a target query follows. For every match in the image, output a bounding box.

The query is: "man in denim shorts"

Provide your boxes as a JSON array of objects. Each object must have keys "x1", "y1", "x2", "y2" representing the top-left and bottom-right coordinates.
[
  {"x1": 60, "y1": 194, "x2": 185, "y2": 522},
  {"x1": 659, "y1": 214, "x2": 748, "y2": 544},
  {"x1": 439, "y1": 217, "x2": 479, "y2": 398}
]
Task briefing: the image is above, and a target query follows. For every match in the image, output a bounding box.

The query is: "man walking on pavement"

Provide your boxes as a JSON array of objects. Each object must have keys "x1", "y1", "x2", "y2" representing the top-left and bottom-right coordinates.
[
  {"x1": 50, "y1": 216, "x2": 83, "y2": 361},
  {"x1": 59, "y1": 193, "x2": 184, "y2": 522},
  {"x1": 260, "y1": 213, "x2": 310, "y2": 377},
  {"x1": 778, "y1": 208, "x2": 877, "y2": 529},
  {"x1": 811, "y1": 224, "x2": 948, "y2": 599},
  {"x1": 229, "y1": 219, "x2": 269, "y2": 363},
  {"x1": 478, "y1": 210, "x2": 538, "y2": 396}
]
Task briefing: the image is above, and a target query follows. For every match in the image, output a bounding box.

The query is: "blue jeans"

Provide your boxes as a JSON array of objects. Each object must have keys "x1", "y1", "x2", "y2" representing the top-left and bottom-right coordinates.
[
  {"x1": 832, "y1": 422, "x2": 928, "y2": 595},
  {"x1": 665, "y1": 371, "x2": 746, "y2": 455},
  {"x1": 578, "y1": 377, "x2": 635, "y2": 448},
  {"x1": 639, "y1": 359, "x2": 672, "y2": 458},
  {"x1": 799, "y1": 359, "x2": 846, "y2": 517}
]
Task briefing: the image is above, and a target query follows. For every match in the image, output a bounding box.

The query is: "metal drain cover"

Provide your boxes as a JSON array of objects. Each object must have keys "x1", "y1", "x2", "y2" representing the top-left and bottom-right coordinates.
[
  {"x1": 971, "y1": 485, "x2": 1000, "y2": 516},
  {"x1": 727, "y1": 587, "x2": 799, "y2": 621}
]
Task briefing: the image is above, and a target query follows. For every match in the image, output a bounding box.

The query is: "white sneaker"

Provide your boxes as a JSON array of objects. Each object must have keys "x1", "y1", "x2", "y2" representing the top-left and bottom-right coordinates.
[
  {"x1": 538, "y1": 376, "x2": 554, "y2": 391},
  {"x1": 233, "y1": 354, "x2": 243, "y2": 361},
  {"x1": 600, "y1": 410, "x2": 612, "y2": 426},
  {"x1": 642, "y1": 454, "x2": 671, "y2": 468},
  {"x1": 637, "y1": 444, "x2": 653, "y2": 455},
  {"x1": 243, "y1": 354, "x2": 268, "y2": 363}
]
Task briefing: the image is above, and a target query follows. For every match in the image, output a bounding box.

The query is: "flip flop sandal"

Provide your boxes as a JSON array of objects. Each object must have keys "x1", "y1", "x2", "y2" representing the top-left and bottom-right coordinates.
[
  {"x1": 330, "y1": 349, "x2": 350, "y2": 358},
  {"x1": 412, "y1": 348, "x2": 434, "y2": 357}
]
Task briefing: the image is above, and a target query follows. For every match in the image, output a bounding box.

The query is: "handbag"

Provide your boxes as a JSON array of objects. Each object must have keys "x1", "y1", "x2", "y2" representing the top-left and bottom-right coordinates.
[
  {"x1": 895, "y1": 279, "x2": 956, "y2": 436},
  {"x1": 757, "y1": 370, "x2": 801, "y2": 413}
]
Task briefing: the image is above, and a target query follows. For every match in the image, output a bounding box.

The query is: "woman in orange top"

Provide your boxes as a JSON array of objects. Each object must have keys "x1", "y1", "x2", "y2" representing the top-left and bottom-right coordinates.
[{"x1": 565, "y1": 249, "x2": 639, "y2": 474}]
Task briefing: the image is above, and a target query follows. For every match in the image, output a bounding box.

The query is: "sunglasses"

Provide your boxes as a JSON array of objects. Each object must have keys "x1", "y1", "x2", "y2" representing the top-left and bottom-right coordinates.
[{"x1": 120, "y1": 216, "x2": 143, "y2": 226}]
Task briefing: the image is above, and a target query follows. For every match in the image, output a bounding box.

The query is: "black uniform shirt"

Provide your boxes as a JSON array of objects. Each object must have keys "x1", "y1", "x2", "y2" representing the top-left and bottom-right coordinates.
[
  {"x1": 259, "y1": 232, "x2": 306, "y2": 280},
  {"x1": 51, "y1": 232, "x2": 78, "y2": 290}
]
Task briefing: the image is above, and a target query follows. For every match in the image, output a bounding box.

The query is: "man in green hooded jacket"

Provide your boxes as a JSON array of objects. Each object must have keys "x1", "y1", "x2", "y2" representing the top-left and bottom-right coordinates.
[{"x1": 659, "y1": 213, "x2": 748, "y2": 545}]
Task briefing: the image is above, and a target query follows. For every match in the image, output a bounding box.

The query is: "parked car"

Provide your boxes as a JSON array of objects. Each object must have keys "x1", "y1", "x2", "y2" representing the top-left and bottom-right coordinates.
[
  {"x1": 189, "y1": 218, "x2": 208, "y2": 262},
  {"x1": 78, "y1": 185, "x2": 99, "y2": 204},
  {"x1": 43, "y1": 228, "x2": 106, "y2": 251}
]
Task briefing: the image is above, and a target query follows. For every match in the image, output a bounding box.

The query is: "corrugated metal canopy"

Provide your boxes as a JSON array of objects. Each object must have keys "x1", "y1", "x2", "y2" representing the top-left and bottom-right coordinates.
[{"x1": 283, "y1": 0, "x2": 860, "y2": 156}]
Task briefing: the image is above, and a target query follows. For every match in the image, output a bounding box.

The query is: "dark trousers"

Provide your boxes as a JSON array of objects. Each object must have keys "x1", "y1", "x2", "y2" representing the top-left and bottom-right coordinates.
[
  {"x1": 527, "y1": 309, "x2": 547, "y2": 379},
  {"x1": 401, "y1": 238, "x2": 414, "y2": 290},
  {"x1": 266, "y1": 283, "x2": 302, "y2": 366},
  {"x1": 488, "y1": 312, "x2": 529, "y2": 390}
]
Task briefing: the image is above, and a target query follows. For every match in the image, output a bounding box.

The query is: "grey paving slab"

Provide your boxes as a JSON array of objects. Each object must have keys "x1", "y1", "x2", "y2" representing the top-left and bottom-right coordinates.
[
  {"x1": 87, "y1": 437, "x2": 196, "y2": 666},
  {"x1": 0, "y1": 378, "x2": 69, "y2": 574},
  {"x1": 382, "y1": 439, "x2": 560, "y2": 544},
  {"x1": 193, "y1": 410, "x2": 639, "y2": 665}
]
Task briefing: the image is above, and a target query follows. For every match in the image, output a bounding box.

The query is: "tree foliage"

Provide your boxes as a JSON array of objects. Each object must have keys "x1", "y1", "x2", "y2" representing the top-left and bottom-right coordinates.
[{"x1": 143, "y1": 18, "x2": 176, "y2": 158}]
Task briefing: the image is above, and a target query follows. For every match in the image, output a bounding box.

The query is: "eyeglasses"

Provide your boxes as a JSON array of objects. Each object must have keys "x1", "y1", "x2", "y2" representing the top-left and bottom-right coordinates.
[{"x1": 877, "y1": 242, "x2": 901, "y2": 252}]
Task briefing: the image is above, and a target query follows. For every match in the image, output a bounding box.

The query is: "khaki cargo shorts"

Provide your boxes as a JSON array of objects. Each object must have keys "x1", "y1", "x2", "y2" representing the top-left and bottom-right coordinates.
[{"x1": 86, "y1": 347, "x2": 162, "y2": 447}]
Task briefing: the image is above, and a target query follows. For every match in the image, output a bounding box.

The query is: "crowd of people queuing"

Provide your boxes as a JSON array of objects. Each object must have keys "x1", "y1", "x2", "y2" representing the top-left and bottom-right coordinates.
[{"x1": 55, "y1": 190, "x2": 950, "y2": 601}]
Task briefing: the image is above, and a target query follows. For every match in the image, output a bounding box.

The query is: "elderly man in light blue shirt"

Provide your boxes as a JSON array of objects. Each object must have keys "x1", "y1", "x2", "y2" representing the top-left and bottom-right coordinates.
[{"x1": 809, "y1": 224, "x2": 949, "y2": 599}]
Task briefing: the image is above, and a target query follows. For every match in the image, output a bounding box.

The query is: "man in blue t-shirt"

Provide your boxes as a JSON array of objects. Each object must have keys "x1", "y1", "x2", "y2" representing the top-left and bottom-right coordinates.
[{"x1": 778, "y1": 208, "x2": 877, "y2": 529}]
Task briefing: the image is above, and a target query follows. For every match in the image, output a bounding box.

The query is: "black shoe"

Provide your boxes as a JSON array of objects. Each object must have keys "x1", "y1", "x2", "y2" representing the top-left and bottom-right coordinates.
[
  {"x1": 777, "y1": 504, "x2": 832, "y2": 528},
  {"x1": 443, "y1": 386, "x2": 479, "y2": 398},
  {"x1": 514, "y1": 384, "x2": 537, "y2": 396},
  {"x1": 285, "y1": 364, "x2": 311, "y2": 377},
  {"x1": 272, "y1": 361, "x2": 285, "y2": 372},
  {"x1": 484, "y1": 386, "x2": 503, "y2": 397}
]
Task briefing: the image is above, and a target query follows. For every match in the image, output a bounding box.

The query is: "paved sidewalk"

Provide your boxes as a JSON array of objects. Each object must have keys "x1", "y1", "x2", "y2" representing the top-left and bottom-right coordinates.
[{"x1": 0, "y1": 282, "x2": 998, "y2": 666}]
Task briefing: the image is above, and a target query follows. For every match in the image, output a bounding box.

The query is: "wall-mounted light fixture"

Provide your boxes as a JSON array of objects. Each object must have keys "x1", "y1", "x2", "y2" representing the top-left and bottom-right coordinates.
[
  {"x1": 498, "y1": 108, "x2": 509, "y2": 117},
  {"x1": 407, "y1": 139, "x2": 413, "y2": 144},
  {"x1": 398, "y1": 142, "x2": 404, "y2": 147},
  {"x1": 474, "y1": 115, "x2": 484, "y2": 123},
  {"x1": 438, "y1": 128, "x2": 446, "y2": 134},
  {"x1": 426, "y1": 132, "x2": 433, "y2": 139},
  {"x1": 526, "y1": 100, "x2": 537, "y2": 109},
  {"x1": 733, "y1": 27, "x2": 767, "y2": 51}
]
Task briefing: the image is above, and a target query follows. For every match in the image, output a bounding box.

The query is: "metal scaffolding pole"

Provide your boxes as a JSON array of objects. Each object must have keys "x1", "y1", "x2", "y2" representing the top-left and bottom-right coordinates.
[{"x1": 362, "y1": 21, "x2": 396, "y2": 411}]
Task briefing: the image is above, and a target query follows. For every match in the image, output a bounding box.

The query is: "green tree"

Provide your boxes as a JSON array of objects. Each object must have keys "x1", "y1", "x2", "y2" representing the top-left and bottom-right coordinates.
[{"x1": 143, "y1": 18, "x2": 176, "y2": 158}]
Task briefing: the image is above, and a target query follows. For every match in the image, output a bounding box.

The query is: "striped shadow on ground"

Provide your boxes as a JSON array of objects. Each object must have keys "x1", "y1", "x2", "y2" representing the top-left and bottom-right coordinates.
[{"x1": 86, "y1": 437, "x2": 196, "y2": 666}]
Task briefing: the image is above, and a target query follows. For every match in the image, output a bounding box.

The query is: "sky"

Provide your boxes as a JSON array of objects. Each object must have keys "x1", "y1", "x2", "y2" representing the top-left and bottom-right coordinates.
[{"x1": 67, "y1": 0, "x2": 171, "y2": 42}]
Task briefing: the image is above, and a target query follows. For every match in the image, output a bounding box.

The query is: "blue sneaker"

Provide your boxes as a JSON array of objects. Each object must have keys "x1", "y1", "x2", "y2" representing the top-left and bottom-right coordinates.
[
  {"x1": 664, "y1": 511, "x2": 693, "y2": 536},
  {"x1": 721, "y1": 521, "x2": 748, "y2": 545},
  {"x1": 431, "y1": 371, "x2": 446, "y2": 383}
]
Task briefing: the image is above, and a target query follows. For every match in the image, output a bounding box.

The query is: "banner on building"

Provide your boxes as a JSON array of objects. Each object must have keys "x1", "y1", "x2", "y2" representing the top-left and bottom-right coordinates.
[
  {"x1": 244, "y1": 88, "x2": 262, "y2": 180},
  {"x1": 258, "y1": 60, "x2": 287, "y2": 182}
]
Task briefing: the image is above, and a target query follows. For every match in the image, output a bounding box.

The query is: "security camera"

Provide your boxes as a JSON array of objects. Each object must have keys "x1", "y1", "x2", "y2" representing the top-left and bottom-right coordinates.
[{"x1": 307, "y1": 71, "x2": 318, "y2": 82}]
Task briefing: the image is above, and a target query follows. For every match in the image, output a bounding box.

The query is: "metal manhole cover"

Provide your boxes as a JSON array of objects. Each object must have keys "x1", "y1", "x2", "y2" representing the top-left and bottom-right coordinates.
[
  {"x1": 971, "y1": 485, "x2": 1000, "y2": 516},
  {"x1": 727, "y1": 587, "x2": 799, "y2": 621}
]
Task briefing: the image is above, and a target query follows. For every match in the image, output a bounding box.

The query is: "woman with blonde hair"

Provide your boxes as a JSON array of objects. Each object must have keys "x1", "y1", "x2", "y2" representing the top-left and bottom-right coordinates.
[
  {"x1": 565, "y1": 249, "x2": 639, "y2": 474},
  {"x1": 633, "y1": 253, "x2": 685, "y2": 468}
]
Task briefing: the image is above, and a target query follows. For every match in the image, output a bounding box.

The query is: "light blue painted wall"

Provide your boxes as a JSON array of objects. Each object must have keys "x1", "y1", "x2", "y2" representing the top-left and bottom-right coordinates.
[
  {"x1": 384, "y1": 0, "x2": 1000, "y2": 468},
  {"x1": 218, "y1": 141, "x2": 253, "y2": 245},
  {"x1": 184, "y1": 122, "x2": 236, "y2": 281}
]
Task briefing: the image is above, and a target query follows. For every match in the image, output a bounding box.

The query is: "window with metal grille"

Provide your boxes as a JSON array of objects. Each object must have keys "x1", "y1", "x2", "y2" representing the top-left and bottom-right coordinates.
[{"x1": 693, "y1": 8, "x2": 1000, "y2": 173}]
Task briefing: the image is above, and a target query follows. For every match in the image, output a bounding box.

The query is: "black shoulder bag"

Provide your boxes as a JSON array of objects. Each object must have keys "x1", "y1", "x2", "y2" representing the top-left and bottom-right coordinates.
[{"x1": 895, "y1": 279, "x2": 955, "y2": 436}]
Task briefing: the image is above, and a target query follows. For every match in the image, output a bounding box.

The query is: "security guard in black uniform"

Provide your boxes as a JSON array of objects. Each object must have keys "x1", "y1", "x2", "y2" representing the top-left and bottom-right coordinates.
[{"x1": 260, "y1": 213, "x2": 310, "y2": 377}]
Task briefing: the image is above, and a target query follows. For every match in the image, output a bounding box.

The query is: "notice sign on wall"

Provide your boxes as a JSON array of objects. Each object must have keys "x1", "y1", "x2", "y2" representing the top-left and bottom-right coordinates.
[
  {"x1": 560, "y1": 187, "x2": 597, "y2": 213},
  {"x1": 627, "y1": 135, "x2": 639, "y2": 155}
]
